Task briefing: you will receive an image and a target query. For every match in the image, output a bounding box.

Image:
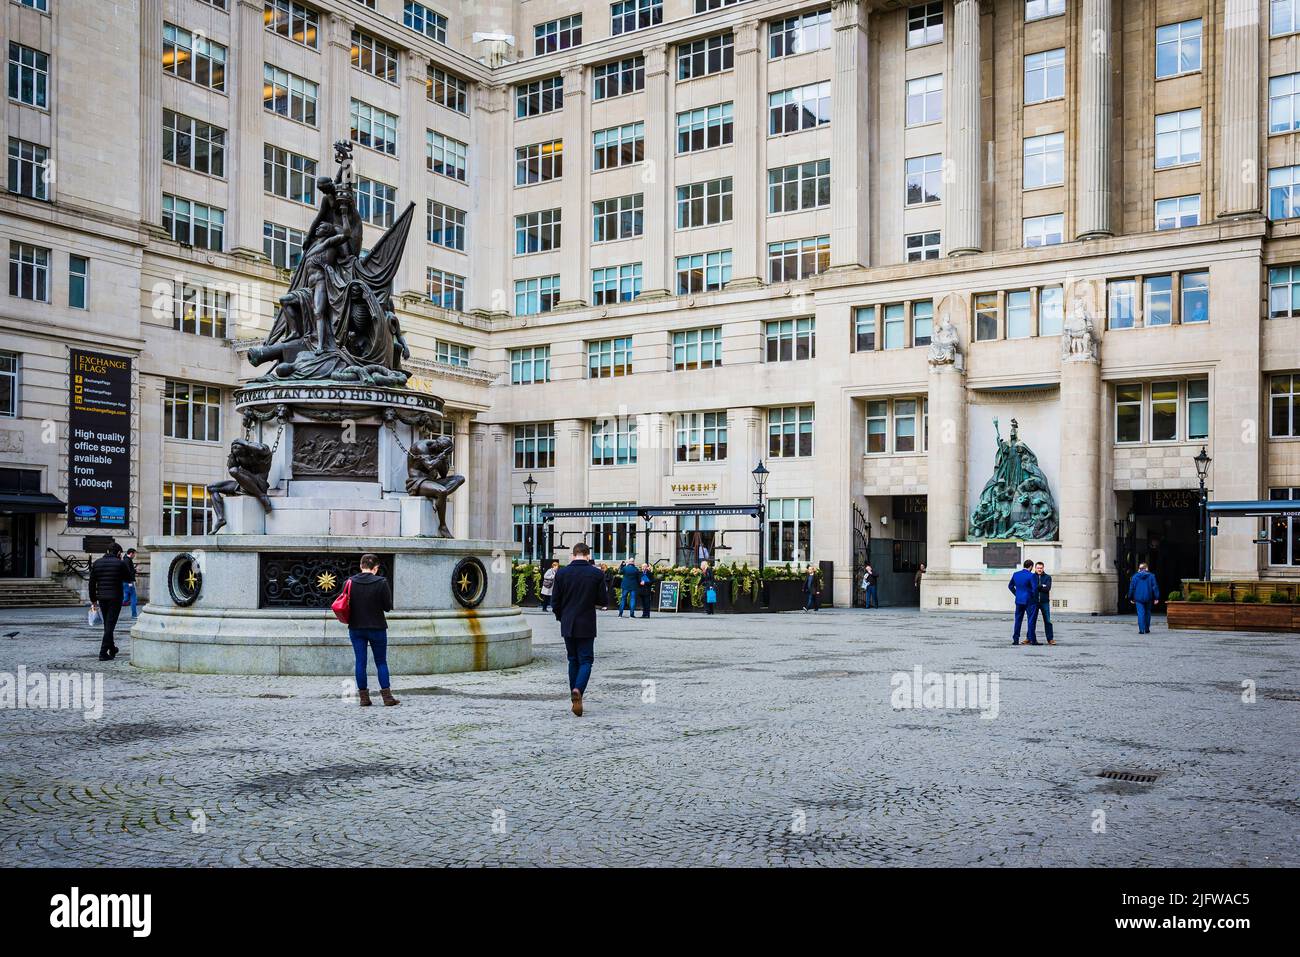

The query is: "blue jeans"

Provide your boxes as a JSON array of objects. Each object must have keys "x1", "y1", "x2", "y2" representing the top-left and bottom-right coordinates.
[
  {"x1": 619, "y1": 587, "x2": 636, "y2": 615},
  {"x1": 349, "y1": 628, "x2": 390, "y2": 691},
  {"x1": 1013, "y1": 603, "x2": 1040, "y2": 643},
  {"x1": 1037, "y1": 602, "x2": 1053, "y2": 640},
  {"x1": 564, "y1": 635, "x2": 595, "y2": 693},
  {"x1": 123, "y1": 583, "x2": 138, "y2": 617},
  {"x1": 1135, "y1": 601, "x2": 1152, "y2": 634},
  {"x1": 864, "y1": 584, "x2": 878, "y2": 608}
]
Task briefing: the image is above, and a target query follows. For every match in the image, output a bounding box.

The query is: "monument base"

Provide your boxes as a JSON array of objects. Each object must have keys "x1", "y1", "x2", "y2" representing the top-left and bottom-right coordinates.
[{"x1": 921, "y1": 542, "x2": 1116, "y2": 614}]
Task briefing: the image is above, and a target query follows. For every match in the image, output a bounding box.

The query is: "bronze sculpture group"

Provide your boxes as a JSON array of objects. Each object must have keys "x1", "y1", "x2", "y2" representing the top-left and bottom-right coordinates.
[{"x1": 968, "y1": 418, "x2": 1059, "y2": 541}]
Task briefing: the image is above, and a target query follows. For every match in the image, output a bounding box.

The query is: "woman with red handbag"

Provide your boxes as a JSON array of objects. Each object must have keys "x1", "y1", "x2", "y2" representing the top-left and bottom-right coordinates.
[{"x1": 336, "y1": 554, "x2": 398, "y2": 707}]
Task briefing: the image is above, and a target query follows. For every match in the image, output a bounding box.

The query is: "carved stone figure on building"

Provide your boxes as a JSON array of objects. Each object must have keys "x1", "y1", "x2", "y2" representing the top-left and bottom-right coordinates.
[
  {"x1": 207, "y1": 438, "x2": 274, "y2": 534},
  {"x1": 928, "y1": 310, "x2": 964, "y2": 368},
  {"x1": 1062, "y1": 297, "x2": 1099, "y2": 361},
  {"x1": 968, "y1": 418, "x2": 1059, "y2": 541},
  {"x1": 405, "y1": 435, "x2": 465, "y2": 538}
]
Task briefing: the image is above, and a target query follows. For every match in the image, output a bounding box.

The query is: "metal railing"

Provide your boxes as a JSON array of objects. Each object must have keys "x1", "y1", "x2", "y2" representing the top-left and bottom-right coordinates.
[{"x1": 45, "y1": 547, "x2": 89, "y2": 580}]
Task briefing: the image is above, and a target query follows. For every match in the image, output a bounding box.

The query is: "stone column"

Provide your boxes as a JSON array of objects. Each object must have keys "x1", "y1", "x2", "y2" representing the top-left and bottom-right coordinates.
[
  {"x1": 468, "y1": 422, "x2": 490, "y2": 539},
  {"x1": 230, "y1": 0, "x2": 268, "y2": 257},
  {"x1": 553, "y1": 418, "x2": 589, "y2": 547},
  {"x1": 470, "y1": 84, "x2": 510, "y2": 317},
  {"x1": 944, "y1": 0, "x2": 982, "y2": 256},
  {"x1": 398, "y1": 50, "x2": 430, "y2": 298},
  {"x1": 139, "y1": 0, "x2": 165, "y2": 228},
  {"x1": 1218, "y1": 0, "x2": 1262, "y2": 218},
  {"x1": 1058, "y1": 339, "x2": 1102, "y2": 578},
  {"x1": 924, "y1": 353, "x2": 968, "y2": 577},
  {"x1": 830, "y1": 0, "x2": 870, "y2": 269},
  {"x1": 452, "y1": 412, "x2": 471, "y2": 539},
  {"x1": 725, "y1": 407, "x2": 766, "y2": 565},
  {"x1": 727, "y1": 21, "x2": 765, "y2": 287},
  {"x1": 640, "y1": 44, "x2": 674, "y2": 298},
  {"x1": 323, "y1": 13, "x2": 354, "y2": 157},
  {"x1": 1075, "y1": 0, "x2": 1113, "y2": 239},
  {"x1": 556, "y1": 64, "x2": 590, "y2": 309}
]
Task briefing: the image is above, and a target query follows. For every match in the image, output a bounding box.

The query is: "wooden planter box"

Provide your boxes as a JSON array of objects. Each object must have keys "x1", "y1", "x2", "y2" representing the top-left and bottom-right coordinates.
[
  {"x1": 1167, "y1": 601, "x2": 1299, "y2": 633},
  {"x1": 764, "y1": 579, "x2": 805, "y2": 612}
]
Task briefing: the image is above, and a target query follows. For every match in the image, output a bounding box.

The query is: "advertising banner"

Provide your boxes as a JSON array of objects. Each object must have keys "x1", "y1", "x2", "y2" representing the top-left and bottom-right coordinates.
[{"x1": 67, "y1": 349, "x2": 132, "y2": 529}]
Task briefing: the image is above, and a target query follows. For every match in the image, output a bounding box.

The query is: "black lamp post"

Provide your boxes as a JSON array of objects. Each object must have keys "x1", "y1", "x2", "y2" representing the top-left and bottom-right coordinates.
[
  {"x1": 1193, "y1": 446, "x2": 1212, "y2": 581},
  {"x1": 523, "y1": 473, "x2": 538, "y2": 562},
  {"x1": 752, "y1": 461, "x2": 769, "y2": 576}
]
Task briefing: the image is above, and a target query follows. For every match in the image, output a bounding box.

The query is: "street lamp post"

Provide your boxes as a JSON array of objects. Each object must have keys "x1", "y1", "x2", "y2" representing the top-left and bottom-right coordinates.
[
  {"x1": 752, "y1": 461, "x2": 769, "y2": 577},
  {"x1": 1193, "y1": 446, "x2": 1212, "y2": 581},
  {"x1": 523, "y1": 473, "x2": 538, "y2": 564}
]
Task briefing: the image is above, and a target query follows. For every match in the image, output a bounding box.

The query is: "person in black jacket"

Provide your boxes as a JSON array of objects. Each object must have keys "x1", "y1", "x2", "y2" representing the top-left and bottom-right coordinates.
[
  {"x1": 637, "y1": 563, "x2": 654, "y2": 618},
  {"x1": 550, "y1": 542, "x2": 608, "y2": 716},
  {"x1": 802, "y1": 565, "x2": 821, "y2": 612},
  {"x1": 700, "y1": 561, "x2": 718, "y2": 615},
  {"x1": 347, "y1": 554, "x2": 398, "y2": 707},
  {"x1": 88, "y1": 543, "x2": 134, "y2": 661},
  {"x1": 1033, "y1": 561, "x2": 1055, "y2": 645}
]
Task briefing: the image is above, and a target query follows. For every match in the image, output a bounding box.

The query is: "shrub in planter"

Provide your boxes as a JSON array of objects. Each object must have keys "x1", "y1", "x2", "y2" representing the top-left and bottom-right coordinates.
[
  {"x1": 1240, "y1": 592, "x2": 1261, "y2": 604},
  {"x1": 512, "y1": 561, "x2": 541, "y2": 605},
  {"x1": 1186, "y1": 592, "x2": 1206, "y2": 602},
  {"x1": 1211, "y1": 591, "x2": 1232, "y2": 603},
  {"x1": 1269, "y1": 591, "x2": 1292, "y2": 604},
  {"x1": 1167, "y1": 590, "x2": 1182, "y2": 602}
]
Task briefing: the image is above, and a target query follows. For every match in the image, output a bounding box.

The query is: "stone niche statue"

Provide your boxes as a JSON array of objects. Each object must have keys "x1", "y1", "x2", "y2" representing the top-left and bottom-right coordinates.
[
  {"x1": 246, "y1": 141, "x2": 414, "y2": 388},
  {"x1": 968, "y1": 418, "x2": 1059, "y2": 541},
  {"x1": 1062, "y1": 297, "x2": 1099, "y2": 361},
  {"x1": 405, "y1": 435, "x2": 466, "y2": 538},
  {"x1": 928, "y1": 308, "x2": 964, "y2": 370},
  {"x1": 207, "y1": 438, "x2": 274, "y2": 534}
]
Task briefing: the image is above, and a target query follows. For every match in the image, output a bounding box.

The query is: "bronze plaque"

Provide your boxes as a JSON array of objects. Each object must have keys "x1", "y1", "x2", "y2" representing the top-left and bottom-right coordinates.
[
  {"x1": 291, "y1": 423, "x2": 379, "y2": 480},
  {"x1": 982, "y1": 541, "x2": 1022, "y2": 568}
]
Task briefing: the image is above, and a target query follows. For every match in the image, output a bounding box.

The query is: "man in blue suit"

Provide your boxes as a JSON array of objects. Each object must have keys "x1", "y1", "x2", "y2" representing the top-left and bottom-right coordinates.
[
  {"x1": 551, "y1": 542, "x2": 609, "y2": 716},
  {"x1": 618, "y1": 559, "x2": 640, "y2": 618},
  {"x1": 1127, "y1": 562, "x2": 1161, "y2": 634},
  {"x1": 1008, "y1": 559, "x2": 1039, "y2": 646}
]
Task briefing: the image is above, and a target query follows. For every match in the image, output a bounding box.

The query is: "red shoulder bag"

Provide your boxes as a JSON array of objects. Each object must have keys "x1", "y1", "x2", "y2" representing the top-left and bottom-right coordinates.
[{"x1": 331, "y1": 578, "x2": 353, "y2": 624}]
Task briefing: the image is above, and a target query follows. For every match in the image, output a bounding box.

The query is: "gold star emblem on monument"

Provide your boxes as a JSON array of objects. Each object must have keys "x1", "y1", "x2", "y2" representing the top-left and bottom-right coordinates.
[
  {"x1": 316, "y1": 571, "x2": 338, "y2": 592},
  {"x1": 185, "y1": 568, "x2": 198, "y2": 590},
  {"x1": 458, "y1": 572, "x2": 472, "y2": 593}
]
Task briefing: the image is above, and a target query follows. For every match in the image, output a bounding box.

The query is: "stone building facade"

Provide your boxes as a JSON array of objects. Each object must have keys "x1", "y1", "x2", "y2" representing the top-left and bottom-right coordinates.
[{"x1": 2, "y1": 0, "x2": 1299, "y2": 610}]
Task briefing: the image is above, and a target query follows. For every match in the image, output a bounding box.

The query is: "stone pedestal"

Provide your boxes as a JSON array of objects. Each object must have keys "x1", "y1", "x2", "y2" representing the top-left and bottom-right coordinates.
[
  {"x1": 400, "y1": 497, "x2": 440, "y2": 537},
  {"x1": 224, "y1": 496, "x2": 268, "y2": 535}
]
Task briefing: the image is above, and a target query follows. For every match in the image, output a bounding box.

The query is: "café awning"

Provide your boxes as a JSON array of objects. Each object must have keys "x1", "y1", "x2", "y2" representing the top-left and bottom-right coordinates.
[{"x1": 0, "y1": 491, "x2": 67, "y2": 514}]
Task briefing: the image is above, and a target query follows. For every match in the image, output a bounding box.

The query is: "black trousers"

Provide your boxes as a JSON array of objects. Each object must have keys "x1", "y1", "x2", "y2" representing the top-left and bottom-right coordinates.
[{"x1": 99, "y1": 598, "x2": 122, "y2": 655}]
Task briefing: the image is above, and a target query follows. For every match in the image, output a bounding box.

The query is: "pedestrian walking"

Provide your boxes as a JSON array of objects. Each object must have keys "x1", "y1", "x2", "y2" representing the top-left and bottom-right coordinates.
[
  {"x1": 802, "y1": 565, "x2": 821, "y2": 612},
  {"x1": 346, "y1": 554, "x2": 399, "y2": 707},
  {"x1": 88, "y1": 543, "x2": 134, "y2": 661},
  {"x1": 122, "y1": 548, "x2": 140, "y2": 618},
  {"x1": 551, "y1": 542, "x2": 608, "y2": 716},
  {"x1": 700, "y1": 560, "x2": 718, "y2": 615},
  {"x1": 540, "y1": 559, "x2": 559, "y2": 612},
  {"x1": 1033, "y1": 561, "x2": 1055, "y2": 645},
  {"x1": 913, "y1": 562, "x2": 926, "y2": 595},
  {"x1": 861, "y1": 563, "x2": 880, "y2": 608},
  {"x1": 1127, "y1": 562, "x2": 1161, "y2": 635},
  {"x1": 1008, "y1": 559, "x2": 1040, "y2": 646},
  {"x1": 637, "y1": 563, "x2": 654, "y2": 618},
  {"x1": 618, "y1": 558, "x2": 640, "y2": 617}
]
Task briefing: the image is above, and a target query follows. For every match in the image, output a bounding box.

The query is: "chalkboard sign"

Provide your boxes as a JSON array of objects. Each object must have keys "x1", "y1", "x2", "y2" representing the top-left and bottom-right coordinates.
[
  {"x1": 658, "y1": 580, "x2": 681, "y2": 613},
  {"x1": 982, "y1": 542, "x2": 1022, "y2": 568}
]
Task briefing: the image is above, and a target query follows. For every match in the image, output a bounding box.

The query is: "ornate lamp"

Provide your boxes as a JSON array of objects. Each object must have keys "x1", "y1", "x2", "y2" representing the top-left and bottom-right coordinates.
[
  {"x1": 523, "y1": 473, "x2": 538, "y2": 560},
  {"x1": 1193, "y1": 446, "x2": 1211, "y2": 581},
  {"x1": 752, "y1": 461, "x2": 770, "y2": 575}
]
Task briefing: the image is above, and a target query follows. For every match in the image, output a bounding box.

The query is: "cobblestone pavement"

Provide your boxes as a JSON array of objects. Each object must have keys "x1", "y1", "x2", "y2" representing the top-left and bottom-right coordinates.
[{"x1": 0, "y1": 605, "x2": 1296, "y2": 867}]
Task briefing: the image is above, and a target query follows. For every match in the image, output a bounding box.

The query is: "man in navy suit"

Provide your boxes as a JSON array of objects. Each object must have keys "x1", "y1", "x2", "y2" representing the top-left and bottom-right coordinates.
[
  {"x1": 1008, "y1": 559, "x2": 1039, "y2": 646},
  {"x1": 551, "y1": 541, "x2": 609, "y2": 716}
]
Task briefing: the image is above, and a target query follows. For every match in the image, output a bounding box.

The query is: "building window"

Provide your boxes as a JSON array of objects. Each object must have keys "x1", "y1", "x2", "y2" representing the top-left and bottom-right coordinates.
[
  {"x1": 515, "y1": 276, "x2": 560, "y2": 316},
  {"x1": 1024, "y1": 47, "x2": 1065, "y2": 104},
  {"x1": 677, "y1": 103, "x2": 734, "y2": 153},
  {"x1": 770, "y1": 7, "x2": 832, "y2": 58},
  {"x1": 351, "y1": 101, "x2": 398, "y2": 156},
  {"x1": 514, "y1": 424, "x2": 555, "y2": 469},
  {"x1": 1155, "y1": 195, "x2": 1200, "y2": 230},
  {"x1": 404, "y1": 2, "x2": 448, "y2": 44},
  {"x1": 593, "y1": 56, "x2": 644, "y2": 99},
  {"x1": 905, "y1": 153, "x2": 942, "y2": 206},
  {"x1": 590, "y1": 503, "x2": 636, "y2": 561},
  {"x1": 163, "y1": 26, "x2": 225, "y2": 92},
  {"x1": 163, "y1": 112, "x2": 226, "y2": 179},
  {"x1": 1026, "y1": 0, "x2": 1065, "y2": 21},
  {"x1": 769, "y1": 82, "x2": 831, "y2": 135},
  {"x1": 594, "y1": 123, "x2": 645, "y2": 170},
  {"x1": 0, "y1": 352, "x2": 16, "y2": 417},
  {"x1": 765, "y1": 318, "x2": 816, "y2": 362},
  {"x1": 1155, "y1": 109, "x2": 1201, "y2": 168},
  {"x1": 677, "y1": 178, "x2": 733, "y2": 228},
  {"x1": 263, "y1": 222, "x2": 306, "y2": 269},
  {"x1": 162, "y1": 483, "x2": 211, "y2": 536},
  {"x1": 973, "y1": 293, "x2": 999, "y2": 341},
  {"x1": 674, "y1": 327, "x2": 722, "y2": 370},
  {"x1": 1269, "y1": 73, "x2": 1300, "y2": 134},
  {"x1": 427, "y1": 66, "x2": 469, "y2": 114},
  {"x1": 1266, "y1": 488, "x2": 1300, "y2": 566},
  {"x1": 882, "y1": 304, "x2": 906, "y2": 350},
  {"x1": 516, "y1": 76, "x2": 564, "y2": 118},
  {"x1": 612, "y1": 0, "x2": 662, "y2": 35},
  {"x1": 426, "y1": 130, "x2": 467, "y2": 181},
  {"x1": 515, "y1": 209, "x2": 562, "y2": 254},
  {"x1": 16, "y1": 0, "x2": 51, "y2": 10},
  {"x1": 676, "y1": 250, "x2": 732, "y2": 293},
  {"x1": 8, "y1": 243, "x2": 48, "y2": 302},
  {"x1": 517, "y1": 140, "x2": 563, "y2": 185},
  {"x1": 1115, "y1": 380, "x2": 1209, "y2": 444},
  {"x1": 1144, "y1": 274, "x2": 1173, "y2": 327},
  {"x1": 865, "y1": 401, "x2": 888, "y2": 453},
  {"x1": 768, "y1": 159, "x2": 830, "y2": 214},
  {"x1": 513, "y1": 503, "x2": 551, "y2": 560},
  {"x1": 263, "y1": 144, "x2": 315, "y2": 203},
  {"x1": 1148, "y1": 381, "x2": 1179, "y2": 441},
  {"x1": 767, "y1": 497, "x2": 813, "y2": 562},
  {"x1": 164, "y1": 381, "x2": 222, "y2": 442},
  {"x1": 913, "y1": 300, "x2": 935, "y2": 345},
  {"x1": 1107, "y1": 279, "x2": 1137, "y2": 330},
  {"x1": 1271, "y1": 374, "x2": 1300, "y2": 437},
  {"x1": 355, "y1": 178, "x2": 396, "y2": 228},
  {"x1": 768, "y1": 406, "x2": 814, "y2": 458},
  {"x1": 511, "y1": 346, "x2": 551, "y2": 384},
  {"x1": 1269, "y1": 266, "x2": 1300, "y2": 318},
  {"x1": 678, "y1": 33, "x2": 733, "y2": 80},
  {"x1": 906, "y1": 231, "x2": 941, "y2": 261},
  {"x1": 427, "y1": 201, "x2": 466, "y2": 251},
  {"x1": 6, "y1": 138, "x2": 48, "y2": 200},
  {"x1": 676, "y1": 412, "x2": 728, "y2": 463},
  {"x1": 1188, "y1": 379, "x2": 1209, "y2": 440},
  {"x1": 265, "y1": 1, "x2": 319, "y2": 48},
  {"x1": 767, "y1": 236, "x2": 830, "y2": 282},
  {"x1": 66, "y1": 254, "x2": 88, "y2": 310},
  {"x1": 1182, "y1": 271, "x2": 1209, "y2": 324},
  {"x1": 588, "y1": 337, "x2": 634, "y2": 378},
  {"x1": 351, "y1": 30, "x2": 398, "y2": 83},
  {"x1": 1269, "y1": 165, "x2": 1300, "y2": 220},
  {"x1": 854, "y1": 307, "x2": 876, "y2": 351},
  {"x1": 906, "y1": 73, "x2": 943, "y2": 127},
  {"x1": 163, "y1": 195, "x2": 225, "y2": 250},
  {"x1": 592, "y1": 264, "x2": 642, "y2": 304},
  {"x1": 1115, "y1": 383, "x2": 1142, "y2": 443},
  {"x1": 1155, "y1": 19, "x2": 1201, "y2": 79},
  {"x1": 263, "y1": 64, "x2": 317, "y2": 125},
  {"x1": 591, "y1": 418, "x2": 637, "y2": 466},
  {"x1": 593, "y1": 195, "x2": 644, "y2": 243},
  {"x1": 893, "y1": 399, "x2": 921, "y2": 452},
  {"x1": 696, "y1": 0, "x2": 746, "y2": 9},
  {"x1": 535, "y1": 15, "x2": 582, "y2": 56},
  {"x1": 1023, "y1": 213, "x2": 1064, "y2": 247},
  {"x1": 427, "y1": 268, "x2": 465, "y2": 311},
  {"x1": 1006, "y1": 290, "x2": 1032, "y2": 339},
  {"x1": 1039, "y1": 285, "x2": 1064, "y2": 335},
  {"x1": 907, "y1": 2, "x2": 944, "y2": 48},
  {"x1": 172, "y1": 282, "x2": 228, "y2": 338},
  {"x1": 1023, "y1": 132, "x2": 1064, "y2": 189},
  {"x1": 436, "y1": 340, "x2": 470, "y2": 367}
]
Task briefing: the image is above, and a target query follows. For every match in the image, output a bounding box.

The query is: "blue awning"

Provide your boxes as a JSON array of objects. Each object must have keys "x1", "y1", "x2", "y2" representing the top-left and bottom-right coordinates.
[{"x1": 1206, "y1": 500, "x2": 1300, "y2": 518}]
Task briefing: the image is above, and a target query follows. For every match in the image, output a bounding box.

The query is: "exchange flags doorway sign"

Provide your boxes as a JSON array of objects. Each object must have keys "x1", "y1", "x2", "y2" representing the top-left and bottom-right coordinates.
[{"x1": 66, "y1": 348, "x2": 132, "y2": 529}]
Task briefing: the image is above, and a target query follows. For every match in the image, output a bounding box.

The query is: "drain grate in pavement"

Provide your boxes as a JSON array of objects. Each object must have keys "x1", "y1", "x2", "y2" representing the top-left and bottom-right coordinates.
[{"x1": 1098, "y1": 769, "x2": 1159, "y2": 784}]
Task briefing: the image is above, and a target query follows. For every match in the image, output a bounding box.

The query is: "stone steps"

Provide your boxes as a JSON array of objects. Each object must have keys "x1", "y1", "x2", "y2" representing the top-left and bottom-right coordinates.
[{"x1": 0, "y1": 580, "x2": 85, "y2": 607}]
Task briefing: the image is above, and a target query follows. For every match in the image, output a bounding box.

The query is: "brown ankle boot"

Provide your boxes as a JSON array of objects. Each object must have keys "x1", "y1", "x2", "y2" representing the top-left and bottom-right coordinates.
[
  {"x1": 379, "y1": 688, "x2": 399, "y2": 706},
  {"x1": 358, "y1": 689, "x2": 372, "y2": 707}
]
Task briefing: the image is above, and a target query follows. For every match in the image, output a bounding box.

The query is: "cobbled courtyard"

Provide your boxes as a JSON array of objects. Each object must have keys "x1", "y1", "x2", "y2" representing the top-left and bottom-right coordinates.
[{"x1": 0, "y1": 605, "x2": 1296, "y2": 867}]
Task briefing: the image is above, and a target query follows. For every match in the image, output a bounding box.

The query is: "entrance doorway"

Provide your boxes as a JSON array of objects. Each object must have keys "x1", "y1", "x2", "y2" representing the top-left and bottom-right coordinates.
[
  {"x1": 1116, "y1": 489, "x2": 1199, "y2": 612},
  {"x1": 677, "y1": 513, "x2": 716, "y2": 567},
  {"x1": 0, "y1": 514, "x2": 36, "y2": 577}
]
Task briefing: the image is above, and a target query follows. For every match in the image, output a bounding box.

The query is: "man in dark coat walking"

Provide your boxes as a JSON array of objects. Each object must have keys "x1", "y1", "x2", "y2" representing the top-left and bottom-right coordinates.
[
  {"x1": 551, "y1": 542, "x2": 608, "y2": 716},
  {"x1": 88, "y1": 543, "x2": 135, "y2": 661}
]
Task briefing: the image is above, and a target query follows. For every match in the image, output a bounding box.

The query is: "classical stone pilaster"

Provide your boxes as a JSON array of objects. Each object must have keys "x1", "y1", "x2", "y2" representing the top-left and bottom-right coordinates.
[
  {"x1": 724, "y1": 407, "x2": 766, "y2": 566},
  {"x1": 468, "y1": 422, "x2": 490, "y2": 538},
  {"x1": 556, "y1": 64, "x2": 590, "y2": 310},
  {"x1": 944, "y1": 0, "x2": 981, "y2": 255},
  {"x1": 452, "y1": 412, "x2": 471, "y2": 539},
  {"x1": 323, "y1": 14, "x2": 355, "y2": 157},
  {"x1": 469, "y1": 84, "x2": 509, "y2": 317},
  {"x1": 553, "y1": 418, "x2": 589, "y2": 546},
  {"x1": 398, "y1": 50, "x2": 430, "y2": 298},
  {"x1": 727, "y1": 21, "x2": 765, "y2": 288},
  {"x1": 830, "y1": 0, "x2": 870, "y2": 269},
  {"x1": 1075, "y1": 0, "x2": 1113, "y2": 239},
  {"x1": 640, "y1": 45, "x2": 674, "y2": 299},
  {"x1": 924, "y1": 308, "x2": 968, "y2": 576},
  {"x1": 1218, "y1": 0, "x2": 1262, "y2": 218},
  {"x1": 1058, "y1": 353, "x2": 1102, "y2": 575},
  {"x1": 139, "y1": 0, "x2": 164, "y2": 228},
  {"x1": 230, "y1": 0, "x2": 268, "y2": 256}
]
